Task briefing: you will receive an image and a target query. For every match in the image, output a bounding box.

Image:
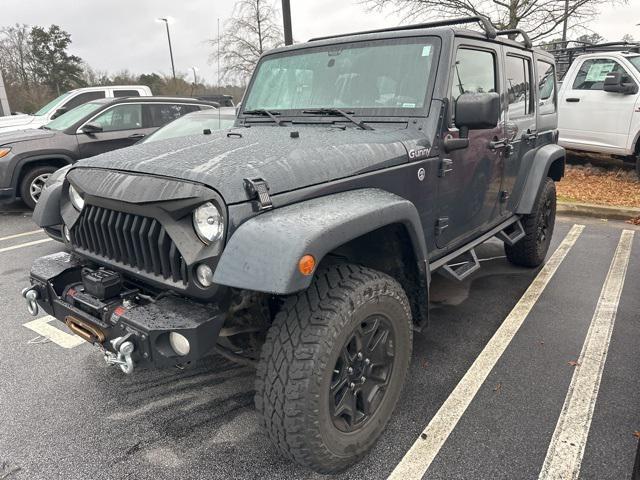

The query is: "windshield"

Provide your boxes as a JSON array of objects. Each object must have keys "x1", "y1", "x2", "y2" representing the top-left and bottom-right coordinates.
[
  {"x1": 34, "y1": 92, "x2": 70, "y2": 116},
  {"x1": 45, "y1": 102, "x2": 104, "y2": 131},
  {"x1": 628, "y1": 55, "x2": 640, "y2": 73},
  {"x1": 243, "y1": 37, "x2": 439, "y2": 115},
  {"x1": 143, "y1": 113, "x2": 236, "y2": 143}
]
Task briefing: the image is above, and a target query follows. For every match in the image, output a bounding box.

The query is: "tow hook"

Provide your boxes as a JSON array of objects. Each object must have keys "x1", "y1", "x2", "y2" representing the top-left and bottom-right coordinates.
[
  {"x1": 21, "y1": 287, "x2": 39, "y2": 316},
  {"x1": 104, "y1": 335, "x2": 135, "y2": 374}
]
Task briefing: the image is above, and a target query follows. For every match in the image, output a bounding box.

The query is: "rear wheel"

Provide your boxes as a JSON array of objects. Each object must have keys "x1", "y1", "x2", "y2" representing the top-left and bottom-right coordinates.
[
  {"x1": 254, "y1": 264, "x2": 412, "y2": 473},
  {"x1": 20, "y1": 165, "x2": 58, "y2": 209},
  {"x1": 505, "y1": 177, "x2": 556, "y2": 267}
]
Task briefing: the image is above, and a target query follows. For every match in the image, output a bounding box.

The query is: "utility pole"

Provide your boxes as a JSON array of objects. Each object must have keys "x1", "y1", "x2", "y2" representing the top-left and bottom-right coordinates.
[
  {"x1": 157, "y1": 17, "x2": 177, "y2": 82},
  {"x1": 561, "y1": 0, "x2": 569, "y2": 47},
  {"x1": 0, "y1": 70, "x2": 10, "y2": 116},
  {"x1": 282, "y1": 0, "x2": 293, "y2": 46}
]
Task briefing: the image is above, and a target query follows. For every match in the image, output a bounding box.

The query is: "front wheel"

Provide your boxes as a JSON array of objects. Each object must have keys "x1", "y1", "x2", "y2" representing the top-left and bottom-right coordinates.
[
  {"x1": 254, "y1": 264, "x2": 413, "y2": 473},
  {"x1": 505, "y1": 177, "x2": 556, "y2": 267},
  {"x1": 20, "y1": 165, "x2": 58, "y2": 209}
]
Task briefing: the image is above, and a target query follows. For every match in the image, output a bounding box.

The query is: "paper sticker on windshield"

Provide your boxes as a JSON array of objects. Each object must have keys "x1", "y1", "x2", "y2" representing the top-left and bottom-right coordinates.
[
  {"x1": 585, "y1": 63, "x2": 615, "y2": 82},
  {"x1": 422, "y1": 45, "x2": 432, "y2": 57},
  {"x1": 402, "y1": 103, "x2": 416, "y2": 108}
]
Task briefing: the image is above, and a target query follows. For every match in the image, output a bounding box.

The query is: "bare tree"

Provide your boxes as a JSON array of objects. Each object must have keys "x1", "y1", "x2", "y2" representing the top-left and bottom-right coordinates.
[
  {"x1": 210, "y1": 0, "x2": 284, "y2": 83},
  {"x1": 0, "y1": 24, "x2": 34, "y2": 87},
  {"x1": 621, "y1": 33, "x2": 635, "y2": 43},
  {"x1": 362, "y1": 0, "x2": 625, "y2": 41}
]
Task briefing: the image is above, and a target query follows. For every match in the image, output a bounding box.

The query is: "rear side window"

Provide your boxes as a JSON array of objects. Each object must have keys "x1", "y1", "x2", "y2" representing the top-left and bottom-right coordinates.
[
  {"x1": 451, "y1": 48, "x2": 496, "y2": 100},
  {"x1": 61, "y1": 91, "x2": 106, "y2": 112},
  {"x1": 572, "y1": 59, "x2": 633, "y2": 90},
  {"x1": 505, "y1": 55, "x2": 533, "y2": 118},
  {"x1": 113, "y1": 90, "x2": 141, "y2": 98},
  {"x1": 537, "y1": 60, "x2": 556, "y2": 115},
  {"x1": 144, "y1": 104, "x2": 201, "y2": 127}
]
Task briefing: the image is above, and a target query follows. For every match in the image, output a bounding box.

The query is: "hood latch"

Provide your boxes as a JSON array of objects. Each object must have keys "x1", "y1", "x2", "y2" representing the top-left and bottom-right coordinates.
[{"x1": 243, "y1": 178, "x2": 273, "y2": 211}]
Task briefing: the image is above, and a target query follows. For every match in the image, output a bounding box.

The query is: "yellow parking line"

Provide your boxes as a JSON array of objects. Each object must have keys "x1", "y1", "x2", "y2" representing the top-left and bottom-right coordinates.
[
  {"x1": 0, "y1": 229, "x2": 44, "y2": 242},
  {"x1": 0, "y1": 238, "x2": 52, "y2": 253}
]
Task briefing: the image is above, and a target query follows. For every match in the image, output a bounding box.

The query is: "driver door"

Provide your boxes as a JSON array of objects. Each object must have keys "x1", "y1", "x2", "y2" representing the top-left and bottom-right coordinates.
[
  {"x1": 76, "y1": 103, "x2": 154, "y2": 158},
  {"x1": 435, "y1": 43, "x2": 506, "y2": 249}
]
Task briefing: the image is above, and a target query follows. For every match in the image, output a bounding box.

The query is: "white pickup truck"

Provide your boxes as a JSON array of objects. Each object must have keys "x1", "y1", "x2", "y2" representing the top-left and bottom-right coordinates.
[
  {"x1": 0, "y1": 85, "x2": 152, "y2": 132},
  {"x1": 557, "y1": 47, "x2": 640, "y2": 177}
]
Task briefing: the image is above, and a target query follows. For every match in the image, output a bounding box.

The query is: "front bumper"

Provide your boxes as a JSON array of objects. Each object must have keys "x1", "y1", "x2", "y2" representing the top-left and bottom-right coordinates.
[{"x1": 26, "y1": 252, "x2": 227, "y2": 371}]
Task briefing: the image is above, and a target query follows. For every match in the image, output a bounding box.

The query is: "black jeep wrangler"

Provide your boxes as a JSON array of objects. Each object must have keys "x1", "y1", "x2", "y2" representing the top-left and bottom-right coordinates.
[{"x1": 25, "y1": 17, "x2": 564, "y2": 473}]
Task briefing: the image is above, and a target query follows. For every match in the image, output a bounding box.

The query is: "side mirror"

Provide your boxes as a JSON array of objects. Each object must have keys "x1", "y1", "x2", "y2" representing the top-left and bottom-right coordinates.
[
  {"x1": 445, "y1": 92, "x2": 500, "y2": 152},
  {"x1": 51, "y1": 107, "x2": 68, "y2": 119},
  {"x1": 81, "y1": 122, "x2": 103, "y2": 134},
  {"x1": 603, "y1": 71, "x2": 638, "y2": 94}
]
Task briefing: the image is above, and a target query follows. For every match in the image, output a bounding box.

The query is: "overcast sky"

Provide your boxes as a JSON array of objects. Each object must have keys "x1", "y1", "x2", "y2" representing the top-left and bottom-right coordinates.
[{"x1": 2, "y1": 0, "x2": 639, "y2": 84}]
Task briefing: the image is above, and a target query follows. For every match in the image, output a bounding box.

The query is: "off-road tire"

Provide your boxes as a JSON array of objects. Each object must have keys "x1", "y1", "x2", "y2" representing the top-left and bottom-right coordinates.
[
  {"x1": 505, "y1": 177, "x2": 556, "y2": 267},
  {"x1": 254, "y1": 264, "x2": 413, "y2": 473},
  {"x1": 20, "y1": 165, "x2": 58, "y2": 209}
]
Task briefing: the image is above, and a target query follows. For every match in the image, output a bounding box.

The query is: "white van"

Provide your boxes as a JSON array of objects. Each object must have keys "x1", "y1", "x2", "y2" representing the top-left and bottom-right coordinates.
[
  {"x1": 556, "y1": 47, "x2": 640, "y2": 176},
  {"x1": 0, "y1": 85, "x2": 152, "y2": 132}
]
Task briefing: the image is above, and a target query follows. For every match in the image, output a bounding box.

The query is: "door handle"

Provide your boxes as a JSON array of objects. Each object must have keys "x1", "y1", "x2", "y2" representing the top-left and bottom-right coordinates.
[
  {"x1": 128, "y1": 133, "x2": 146, "y2": 139},
  {"x1": 489, "y1": 137, "x2": 508, "y2": 150},
  {"x1": 524, "y1": 129, "x2": 538, "y2": 142},
  {"x1": 565, "y1": 98, "x2": 580, "y2": 103}
]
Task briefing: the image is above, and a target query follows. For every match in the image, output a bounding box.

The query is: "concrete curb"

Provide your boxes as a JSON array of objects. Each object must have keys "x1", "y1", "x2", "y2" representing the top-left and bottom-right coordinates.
[{"x1": 557, "y1": 201, "x2": 640, "y2": 221}]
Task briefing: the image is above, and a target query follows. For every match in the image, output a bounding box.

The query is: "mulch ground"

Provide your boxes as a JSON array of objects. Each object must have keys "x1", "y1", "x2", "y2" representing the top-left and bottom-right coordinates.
[{"x1": 557, "y1": 164, "x2": 640, "y2": 209}]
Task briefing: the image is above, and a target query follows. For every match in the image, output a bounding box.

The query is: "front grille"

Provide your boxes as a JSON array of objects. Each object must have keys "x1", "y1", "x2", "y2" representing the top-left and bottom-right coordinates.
[{"x1": 71, "y1": 205, "x2": 188, "y2": 284}]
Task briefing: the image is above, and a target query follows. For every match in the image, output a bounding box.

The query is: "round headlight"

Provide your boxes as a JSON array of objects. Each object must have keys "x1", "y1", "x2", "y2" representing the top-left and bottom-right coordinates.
[
  {"x1": 195, "y1": 263, "x2": 214, "y2": 287},
  {"x1": 193, "y1": 202, "x2": 224, "y2": 244},
  {"x1": 169, "y1": 332, "x2": 191, "y2": 356},
  {"x1": 68, "y1": 184, "x2": 84, "y2": 211}
]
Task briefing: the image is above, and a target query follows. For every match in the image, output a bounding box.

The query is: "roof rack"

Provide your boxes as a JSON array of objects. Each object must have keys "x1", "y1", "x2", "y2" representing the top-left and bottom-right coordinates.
[
  {"x1": 548, "y1": 41, "x2": 640, "y2": 79},
  {"x1": 309, "y1": 15, "x2": 497, "y2": 42},
  {"x1": 496, "y1": 29, "x2": 532, "y2": 49}
]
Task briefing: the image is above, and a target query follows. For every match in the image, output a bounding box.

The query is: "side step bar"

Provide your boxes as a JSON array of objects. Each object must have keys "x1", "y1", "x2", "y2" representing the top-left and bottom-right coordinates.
[{"x1": 429, "y1": 216, "x2": 525, "y2": 281}]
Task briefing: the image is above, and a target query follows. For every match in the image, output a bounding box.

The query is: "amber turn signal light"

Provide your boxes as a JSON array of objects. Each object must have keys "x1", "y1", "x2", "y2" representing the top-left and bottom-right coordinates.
[
  {"x1": 0, "y1": 148, "x2": 11, "y2": 158},
  {"x1": 298, "y1": 254, "x2": 316, "y2": 276}
]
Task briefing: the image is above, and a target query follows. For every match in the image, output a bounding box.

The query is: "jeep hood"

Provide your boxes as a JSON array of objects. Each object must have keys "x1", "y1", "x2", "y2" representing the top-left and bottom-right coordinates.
[{"x1": 75, "y1": 126, "x2": 418, "y2": 204}]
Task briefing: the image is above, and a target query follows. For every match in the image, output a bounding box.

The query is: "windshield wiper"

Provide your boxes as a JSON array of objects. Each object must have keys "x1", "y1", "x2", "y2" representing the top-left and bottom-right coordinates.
[
  {"x1": 243, "y1": 109, "x2": 285, "y2": 126},
  {"x1": 40, "y1": 125, "x2": 51, "y2": 130},
  {"x1": 302, "y1": 108, "x2": 374, "y2": 130}
]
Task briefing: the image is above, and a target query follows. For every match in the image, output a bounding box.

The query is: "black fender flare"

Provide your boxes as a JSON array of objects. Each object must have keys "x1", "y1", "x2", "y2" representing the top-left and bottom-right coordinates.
[
  {"x1": 32, "y1": 164, "x2": 72, "y2": 228},
  {"x1": 515, "y1": 144, "x2": 565, "y2": 215},
  {"x1": 213, "y1": 188, "x2": 428, "y2": 295}
]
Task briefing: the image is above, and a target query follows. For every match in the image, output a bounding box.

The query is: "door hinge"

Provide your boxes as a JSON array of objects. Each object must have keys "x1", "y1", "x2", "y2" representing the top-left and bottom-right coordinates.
[
  {"x1": 500, "y1": 190, "x2": 510, "y2": 202},
  {"x1": 243, "y1": 178, "x2": 273, "y2": 211},
  {"x1": 435, "y1": 217, "x2": 449, "y2": 235},
  {"x1": 438, "y1": 158, "x2": 454, "y2": 177}
]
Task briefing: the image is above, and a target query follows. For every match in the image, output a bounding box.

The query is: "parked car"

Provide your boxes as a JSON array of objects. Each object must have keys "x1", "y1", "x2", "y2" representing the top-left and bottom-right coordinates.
[
  {"x1": 197, "y1": 94, "x2": 235, "y2": 107},
  {"x1": 552, "y1": 42, "x2": 640, "y2": 177},
  {"x1": 26, "y1": 17, "x2": 563, "y2": 473},
  {"x1": 142, "y1": 107, "x2": 237, "y2": 143},
  {"x1": 0, "y1": 85, "x2": 152, "y2": 132},
  {"x1": 0, "y1": 96, "x2": 216, "y2": 208}
]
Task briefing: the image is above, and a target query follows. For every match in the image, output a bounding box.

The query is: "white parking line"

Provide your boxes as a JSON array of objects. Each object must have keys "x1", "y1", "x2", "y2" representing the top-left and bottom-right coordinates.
[
  {"x1": 388, "y1": 224, "x2": 585, "y2": 480},
  {"x1": 538, "y1": 229, "x2": 634, "y2": 480},
  {"x1": 0, "y1": 229, "x2": 44, "y2": 242},
  {"x1": 0, "y1": 238, "x2": 52, "y2": 253},
  {"x1": 23, "y1": 315, "x2": 85, "y2": 349}
]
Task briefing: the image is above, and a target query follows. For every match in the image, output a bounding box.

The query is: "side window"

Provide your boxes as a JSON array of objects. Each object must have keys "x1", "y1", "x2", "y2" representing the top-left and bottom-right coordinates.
[
  {"x1": 451, "y1": 48, "x2": 496, "y2": 101},
  {"x1": 537, "y1": 60, "x2": 556, "y2": 115},
  {"x1": 113, "y1": 90, "x2": 141, "y2": 98},
  {"x1": 505, "y1": 55, "x2": 533, "y2": 118},
  {"x1": 144, "y1": 104, "x2": 200, "y2": 128},
  {"x1": 90, "y1": 104, "x2": 142, "y2": 132},
  {"x1": 572, "y1": 59, "x2": 634, "y2": 90},
  {"x1": 61, "y1": 91, "x2": 106, "y2": 112}
]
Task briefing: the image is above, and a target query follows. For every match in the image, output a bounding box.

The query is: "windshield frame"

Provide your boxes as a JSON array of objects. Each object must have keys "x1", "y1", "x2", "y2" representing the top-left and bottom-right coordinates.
[
  {"x1": 240, "y1": 35, "x2": 442, "y2": 121},
  {"x1": 627, "y1": 55, "x2": 640, "y2": 74}
]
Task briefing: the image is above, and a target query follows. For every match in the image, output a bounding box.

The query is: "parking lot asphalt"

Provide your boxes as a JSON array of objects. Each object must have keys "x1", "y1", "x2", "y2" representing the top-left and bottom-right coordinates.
[{"x1": 0, "y1": 202, "x2": 638, "y2": 480}]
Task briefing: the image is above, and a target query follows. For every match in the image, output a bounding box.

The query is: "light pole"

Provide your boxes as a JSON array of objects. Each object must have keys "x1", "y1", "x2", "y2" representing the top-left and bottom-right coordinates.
[
  {"x1": 191, "y1": 66, "x2": 198, "y2": 96},
  {"x1": 282, "y1": 0, "x2": 293, "y2": 45},
  {"x1": 157, "y1": 17, "x2": 176, "y2": 82}
]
